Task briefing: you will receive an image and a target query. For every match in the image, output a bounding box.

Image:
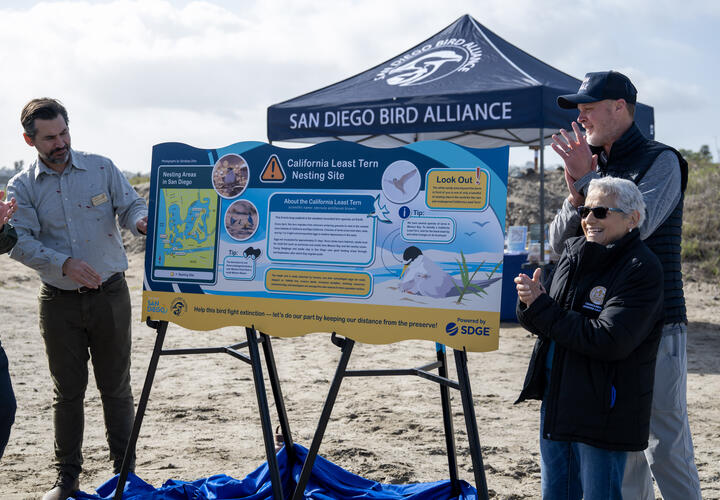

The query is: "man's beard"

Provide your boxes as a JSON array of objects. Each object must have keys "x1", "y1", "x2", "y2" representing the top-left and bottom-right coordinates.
[{"x1": 41, "y1": 146, "x2": 70, "y2": 167}]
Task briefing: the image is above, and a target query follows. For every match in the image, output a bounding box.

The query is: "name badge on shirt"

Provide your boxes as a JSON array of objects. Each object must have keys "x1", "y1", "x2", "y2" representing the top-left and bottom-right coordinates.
[{"x1": 91, "y1": 193, "x2": 109, "y2": 206}]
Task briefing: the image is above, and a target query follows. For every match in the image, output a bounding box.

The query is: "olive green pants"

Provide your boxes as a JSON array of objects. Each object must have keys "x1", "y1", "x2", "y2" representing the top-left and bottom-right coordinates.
[{"x1": 39, "y1": 277, "x2": 135, "y2": 477}]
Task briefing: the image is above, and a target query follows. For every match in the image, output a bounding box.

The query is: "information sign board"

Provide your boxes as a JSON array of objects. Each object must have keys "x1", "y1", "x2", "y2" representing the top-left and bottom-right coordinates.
[{"x1": 142, "y1": 141, "x2": 508, "y2": 351}]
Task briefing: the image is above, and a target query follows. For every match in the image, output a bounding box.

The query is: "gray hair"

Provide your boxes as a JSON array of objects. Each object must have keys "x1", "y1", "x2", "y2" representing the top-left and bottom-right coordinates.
[{"x1": 587, "y1": 177, "x2": 646, "y2": 227}]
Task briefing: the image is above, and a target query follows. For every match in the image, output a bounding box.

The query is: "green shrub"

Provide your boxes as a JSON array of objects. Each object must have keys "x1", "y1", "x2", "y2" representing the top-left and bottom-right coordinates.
[{"x1": 681, "y1": 148, "x2": 720, "y2": 281}]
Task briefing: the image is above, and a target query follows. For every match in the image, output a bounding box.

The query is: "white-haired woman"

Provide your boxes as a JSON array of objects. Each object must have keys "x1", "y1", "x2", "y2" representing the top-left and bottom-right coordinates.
[{"x1": 514, "y1": 177, "x2": 664, "y2": 499}]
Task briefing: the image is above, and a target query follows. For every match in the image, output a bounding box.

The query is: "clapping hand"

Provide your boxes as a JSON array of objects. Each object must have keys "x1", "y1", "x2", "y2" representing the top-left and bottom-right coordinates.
[
  {"x1": 0, "y1": 190, "x2": 17, "y2": 228},
  {"x1": 514, "y1": 268, "x2": 546, "y2": 306},
  {"x1": 551, "y1": 121, "x2": 597, "y2": 179}
]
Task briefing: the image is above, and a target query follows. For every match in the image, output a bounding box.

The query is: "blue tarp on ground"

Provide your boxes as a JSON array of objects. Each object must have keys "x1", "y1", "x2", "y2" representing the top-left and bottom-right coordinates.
[{"x1": 74, "y1": 444, "x2": 478, "y2": 499}]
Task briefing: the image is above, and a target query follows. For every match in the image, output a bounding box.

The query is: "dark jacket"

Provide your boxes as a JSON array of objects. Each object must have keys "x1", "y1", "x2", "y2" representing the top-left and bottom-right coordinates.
[
  {"x1": 593, "y1": 122, "x2": 688, "y2": 324},
  {"x1": 516, "y1": 230, "x2": 664, "y2": 451},
  {"x1": 0, "y1": 223, "x2": 17, "y2": 254}
]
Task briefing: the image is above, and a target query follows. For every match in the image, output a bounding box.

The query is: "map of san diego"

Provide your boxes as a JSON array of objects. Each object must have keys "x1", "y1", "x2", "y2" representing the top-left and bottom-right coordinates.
[{"x1": 155, "y1": 189, "x2": 219, "y2": 269}]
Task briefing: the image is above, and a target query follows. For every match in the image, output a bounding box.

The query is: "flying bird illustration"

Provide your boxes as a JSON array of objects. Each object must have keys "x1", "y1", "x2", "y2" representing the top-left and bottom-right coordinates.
[
  {"x1": 367, "y1": 195, "x2": 392, "y2": 224},
  {"x1": 473, "y1": 221, "x2": 490, "y2": 228},
  {"x1": 384, "y1": 169, "x2": 418, "y2": 194},
  {"x1": 464, "y1": 231, "x2": 476, "y2": 237}
]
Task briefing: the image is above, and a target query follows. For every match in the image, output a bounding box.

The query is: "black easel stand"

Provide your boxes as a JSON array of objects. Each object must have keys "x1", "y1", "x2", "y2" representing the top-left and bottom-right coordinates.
[
  {"x1": 113, "y1": 319, "x2": 294, "y2": 500},
  {"x1": 291, "y1": 334, "x2": 489, "y2": 500}
]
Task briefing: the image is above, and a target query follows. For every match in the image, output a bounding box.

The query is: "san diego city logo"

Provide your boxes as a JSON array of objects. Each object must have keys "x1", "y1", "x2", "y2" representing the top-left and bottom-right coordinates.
[
  {"x1": 146, "y1": 297, "x2": 167, "y2": 314},
  {"x1": 374, "y1": 38, "x2": 482, "y2": 87},
  {"x1": 145, "y1": 297, "x2": 187, "y2": 316}
]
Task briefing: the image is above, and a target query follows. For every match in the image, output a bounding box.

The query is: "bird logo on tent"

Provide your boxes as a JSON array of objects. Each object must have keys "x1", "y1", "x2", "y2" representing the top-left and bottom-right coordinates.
[{"x1": 387, "y1": 50, "x2": 465, "y2": 86}]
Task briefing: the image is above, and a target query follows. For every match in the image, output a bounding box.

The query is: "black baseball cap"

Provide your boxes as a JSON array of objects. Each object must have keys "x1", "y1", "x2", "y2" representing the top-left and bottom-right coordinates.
[{"x1": 558, "y1": 71, "x2": 637, "y2": 109}]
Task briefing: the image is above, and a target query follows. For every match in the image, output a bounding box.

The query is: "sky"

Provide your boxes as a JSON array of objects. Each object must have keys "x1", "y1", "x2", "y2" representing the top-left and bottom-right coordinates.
[{"x1": 1, "y1": 0, "x2": 718, "y2": 174}]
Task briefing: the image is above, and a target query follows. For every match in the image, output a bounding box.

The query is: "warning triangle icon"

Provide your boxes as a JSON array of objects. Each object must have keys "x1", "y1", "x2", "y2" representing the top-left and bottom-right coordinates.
[{"x1": 261, "y1": 155, "x2": 286, "y2": 182}]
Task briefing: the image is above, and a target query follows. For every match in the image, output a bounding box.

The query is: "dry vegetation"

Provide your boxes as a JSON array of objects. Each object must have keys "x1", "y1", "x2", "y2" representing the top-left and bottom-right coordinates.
[
  {"x1": 681, "y1": 157, "x2": 720, "y2": 282},
  {"x1": 505, "y1": 160, "x2": 719, "y2": 285}
]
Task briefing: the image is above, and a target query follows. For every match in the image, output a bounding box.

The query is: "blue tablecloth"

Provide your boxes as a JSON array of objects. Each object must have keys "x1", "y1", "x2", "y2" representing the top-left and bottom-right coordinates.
[{"x1": 500, "y1": 253, "x2": 528, "y2": 322}]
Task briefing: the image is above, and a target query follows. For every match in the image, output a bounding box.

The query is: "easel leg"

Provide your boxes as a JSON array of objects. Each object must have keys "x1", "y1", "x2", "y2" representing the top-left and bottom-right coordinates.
[
  {"x1": 291, "y1": 334, "x2": 354, "y2": 500},
  {"x1": 454, "y1": 348, "x2": 489, "y2": 500},
  {"x1": 246, "y1": 327, "x2": 284, "y2": 500},
  {"x1": 260, "y1": 332, "x2": 295, "y2": 462},
  {"x1": 436, "y1": 343, "x2": 460, "y2": 496},
  {"x1": 113, "y1": 320, "x2": 168, "y2": 500}
]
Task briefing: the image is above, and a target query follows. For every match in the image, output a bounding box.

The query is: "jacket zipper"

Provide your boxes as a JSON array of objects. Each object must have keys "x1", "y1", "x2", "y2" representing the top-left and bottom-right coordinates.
[{"x1": 544, "y1": 246, "x2": 581, "y2": 438}]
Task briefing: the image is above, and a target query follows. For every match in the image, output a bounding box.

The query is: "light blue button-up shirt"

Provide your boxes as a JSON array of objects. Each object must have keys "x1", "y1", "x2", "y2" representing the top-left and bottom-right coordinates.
[{"x1": 7, "y1": 149, "x2": 147, "y2": 289}]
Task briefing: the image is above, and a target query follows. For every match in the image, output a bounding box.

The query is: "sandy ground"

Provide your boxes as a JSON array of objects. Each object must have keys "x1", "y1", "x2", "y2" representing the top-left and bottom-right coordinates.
[{"x1": 0, "y1": 249, "x2": 719, "y2": 499}]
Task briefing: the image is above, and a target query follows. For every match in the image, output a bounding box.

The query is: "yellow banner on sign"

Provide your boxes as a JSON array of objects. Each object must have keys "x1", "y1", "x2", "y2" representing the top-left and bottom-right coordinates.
[
  {"x1": 426, "y1": 168, "x2": 489, "y2": 210},
  {"x1": 142, "y1": 291, "x2": 499, "y2": 352}
]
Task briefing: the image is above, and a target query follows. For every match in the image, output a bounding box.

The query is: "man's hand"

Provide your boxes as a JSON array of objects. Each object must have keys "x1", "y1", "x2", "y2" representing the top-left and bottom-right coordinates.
[
  {"x1": 551, "y1": 121, "x2": 594, "y2": 180},
  {"x1": 514, "y1": 268, "x2": 546, "y2": 307},
  {"x1": 62, "y1": 257, "x2": 103, "y2": 288},
  {"x1": 136, "y1": 216, "x2": 148, "y2": 235},
  {"x1": 0, "y1": 190, "x2": 17, "y2": 228},
  {"x1": 564, "y1": 168, "x2": 584, "y2": 208}
]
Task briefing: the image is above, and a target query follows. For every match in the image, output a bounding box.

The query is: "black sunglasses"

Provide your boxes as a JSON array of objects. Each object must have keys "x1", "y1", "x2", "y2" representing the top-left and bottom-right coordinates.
[{"x1": 577, "y1": 206, "x2": 626, "y2": 219}]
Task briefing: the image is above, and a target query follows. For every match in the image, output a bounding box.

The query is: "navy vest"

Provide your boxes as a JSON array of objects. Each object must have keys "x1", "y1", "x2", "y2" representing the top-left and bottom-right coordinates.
[{"x1": 591, "y1": 122, "x2": 688, "y2": 324}]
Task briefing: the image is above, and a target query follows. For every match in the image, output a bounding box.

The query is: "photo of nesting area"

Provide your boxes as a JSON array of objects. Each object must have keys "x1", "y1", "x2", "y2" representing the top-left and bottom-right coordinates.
[
  {"x1": 212, "y1": 154, "x2": 249, "y2": 198},
  {"x1": 224, "y1": 200, "x2": 259, "y2": 241}
]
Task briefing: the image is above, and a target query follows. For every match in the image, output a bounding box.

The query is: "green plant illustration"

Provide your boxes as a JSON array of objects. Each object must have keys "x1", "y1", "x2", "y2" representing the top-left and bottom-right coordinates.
[{"x1": 453, "y1": 252, "x2": 501, "y2": 304}]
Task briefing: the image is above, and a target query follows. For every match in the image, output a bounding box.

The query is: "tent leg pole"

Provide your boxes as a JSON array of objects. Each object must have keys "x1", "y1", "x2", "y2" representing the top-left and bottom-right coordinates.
[
  {"x1": 246, "y1": 326, "x2": 284, "y2": 500},
  {"x1": 454, "y1": 348, "x2": 489, "y2": 500},
  {"x1": 113, "y1": 319, "x2": 168, "y2": 500},
  {"x1": 539, "y1": 129, "x2": 546, "y2": 260},
  {"x1": 260, "y1": 332, "x2": 295, "y2": 463},
  {"x1": 292, "y1": 334, "x2": 354, "y2": 500},
  {"x1": 436, "y1": 343, "x2": 460, "y2": 495}
]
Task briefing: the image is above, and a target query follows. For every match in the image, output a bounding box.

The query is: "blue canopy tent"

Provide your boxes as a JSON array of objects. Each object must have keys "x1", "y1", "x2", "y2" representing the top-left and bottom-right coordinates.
[
  {"x1": 267, "y1": 14, "x2": 654, "y2": 147},
  {"x1": 267, "y1": 14, "x2": 655, "y2": 253}
]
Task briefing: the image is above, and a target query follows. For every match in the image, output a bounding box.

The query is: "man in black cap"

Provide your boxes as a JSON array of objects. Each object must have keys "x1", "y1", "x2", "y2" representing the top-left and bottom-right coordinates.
[{"x1": 548, "y1": 71, "x2": 701, "y2": 499}]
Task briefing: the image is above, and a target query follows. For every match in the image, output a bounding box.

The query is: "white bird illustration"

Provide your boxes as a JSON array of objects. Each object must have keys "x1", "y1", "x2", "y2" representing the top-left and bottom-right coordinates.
[
  {"x1": 399, "y1": 246, "x2": 456, "y2": 298},
  {"x1": 386, "y1": 51, "x2": 464, "y2": 86},
  {"x1": 368, "y1": 195, "x2": 392, "y2": 224}
]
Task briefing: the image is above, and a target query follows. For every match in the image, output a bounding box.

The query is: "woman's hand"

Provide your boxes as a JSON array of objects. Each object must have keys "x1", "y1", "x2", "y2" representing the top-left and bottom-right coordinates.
[
  {"x1": 514, "y1": 268, "x2": 546, "y2": 306},
  {"x1": 0, "y1": 191, "x2": 17, "y2": 228}
]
